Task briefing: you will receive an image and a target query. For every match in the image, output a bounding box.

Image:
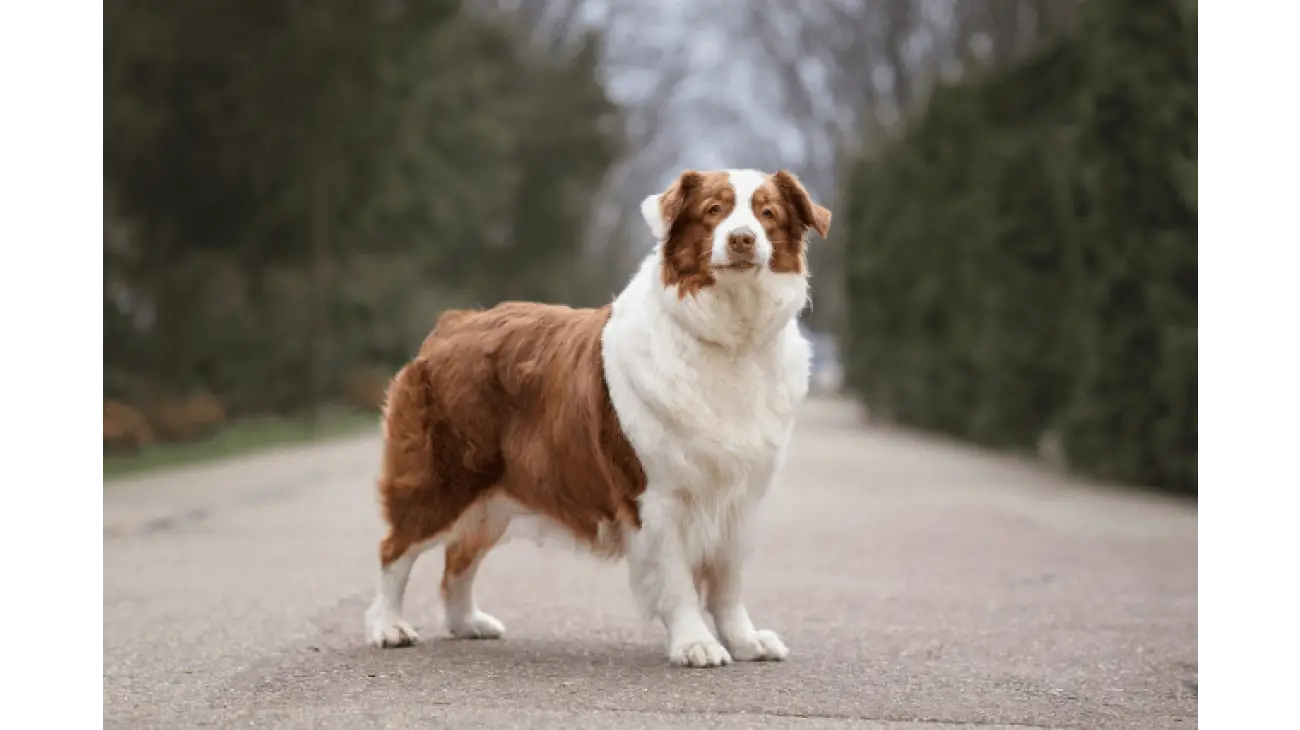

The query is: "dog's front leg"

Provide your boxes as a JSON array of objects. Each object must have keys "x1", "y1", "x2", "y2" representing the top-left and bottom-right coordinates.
[
  {"x1": 628, "y1": 493, "x2": 732, "y2": 668},
  {"x1": 704, "y1": 544, "x2": 789, "y2": 662}
]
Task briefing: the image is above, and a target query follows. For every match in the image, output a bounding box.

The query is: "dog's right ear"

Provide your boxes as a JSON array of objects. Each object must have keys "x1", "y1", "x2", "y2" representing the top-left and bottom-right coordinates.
[{"x1": 640, "y1": 170, "x2": 703, "y2": 241}]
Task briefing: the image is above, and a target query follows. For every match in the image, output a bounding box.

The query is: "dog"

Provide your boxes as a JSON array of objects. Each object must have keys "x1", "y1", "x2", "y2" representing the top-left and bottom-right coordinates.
[{"x1": 364, "y1": 168, "x2": 831, "y2": 667}]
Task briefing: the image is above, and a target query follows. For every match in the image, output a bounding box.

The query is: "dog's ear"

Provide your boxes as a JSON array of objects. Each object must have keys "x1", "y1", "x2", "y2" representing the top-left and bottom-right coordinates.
[
  {"x1": 640, "y1": 170, "x2": 704, "y2": 241},
  {"x1": 772, "y1": 170, "x2": 832, "y2": 240}
]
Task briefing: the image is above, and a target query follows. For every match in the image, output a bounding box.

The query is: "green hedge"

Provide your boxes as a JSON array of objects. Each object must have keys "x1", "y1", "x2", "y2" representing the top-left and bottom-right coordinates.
[{"x1": 841, "y1": 0, "x2": 1196, "y2": 494}]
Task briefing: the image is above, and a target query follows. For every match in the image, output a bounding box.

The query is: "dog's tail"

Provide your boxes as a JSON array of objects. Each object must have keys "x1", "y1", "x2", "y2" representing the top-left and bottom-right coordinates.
[{"x1": 377, "y1": 357, "x2": 438, "y2": 498}]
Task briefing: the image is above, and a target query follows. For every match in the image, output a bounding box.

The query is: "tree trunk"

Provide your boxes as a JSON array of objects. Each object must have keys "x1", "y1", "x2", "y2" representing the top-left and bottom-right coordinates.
[{"x1": 306, "y1": 160, "x2": 331, "y2": 431}]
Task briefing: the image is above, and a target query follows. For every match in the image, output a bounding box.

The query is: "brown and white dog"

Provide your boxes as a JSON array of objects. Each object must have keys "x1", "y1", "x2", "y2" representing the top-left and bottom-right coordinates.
[{"x1": 364, "y1": 168, "x2": 831, "y2": 668}]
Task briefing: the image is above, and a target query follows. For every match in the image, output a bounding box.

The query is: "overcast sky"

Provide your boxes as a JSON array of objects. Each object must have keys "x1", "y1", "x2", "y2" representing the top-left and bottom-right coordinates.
[{"x1": 588, "y1": 0, "x2": 827, "y2": 194}]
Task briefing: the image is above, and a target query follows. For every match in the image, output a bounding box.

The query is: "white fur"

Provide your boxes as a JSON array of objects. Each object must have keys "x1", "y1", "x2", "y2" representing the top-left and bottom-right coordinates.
[
  {"x1": 365, "y1": 544, "x2": 426, "y2": 648},
  {"x1": 603, "y1": 169, "x2": 812, "y2": 666},
  {"x1": 711, "y1": 169, "x2": 773, "y2": 266},
  {"x1": 640, "y1": 193, "x2": 668, "y2": 240}
]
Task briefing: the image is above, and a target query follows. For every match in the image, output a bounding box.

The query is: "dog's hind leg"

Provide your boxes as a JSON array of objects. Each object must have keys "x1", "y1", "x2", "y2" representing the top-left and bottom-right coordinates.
[
  {"x1": 365, "y1": 533, "x2": 433, "y2": 648},
  {"x1": 440, "y1": 498, "x2": 511, "y2": 639},
  {"x1": 367, "y1": 488, "x2": 491, "y2": 648},
  {"x1": 364, "y1": 357, "x2": 492, "y2": 648},
  {"x1": 367, "y1": 496, "x2": 492, "y2": 648}
]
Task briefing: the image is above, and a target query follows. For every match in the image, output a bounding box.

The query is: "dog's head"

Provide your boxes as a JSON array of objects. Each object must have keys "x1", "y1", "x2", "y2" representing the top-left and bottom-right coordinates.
[{"x1": 640, "y1": 168, "x2": 832, "y2": 298}]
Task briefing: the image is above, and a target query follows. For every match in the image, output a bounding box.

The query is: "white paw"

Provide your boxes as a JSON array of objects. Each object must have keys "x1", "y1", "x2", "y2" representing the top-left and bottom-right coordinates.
[
  {"x1": 727, "y1": 629, "x2": 789, "y2": 662},
  {"x1": 365, "y1": 603, "x2": 419, "y2": 648},
  {"x1": 446, "y1": 611, "x2": 505, "y2": 640},
  {"x1": 669, "y1": 638, "x2": 732, "y2": 668}
]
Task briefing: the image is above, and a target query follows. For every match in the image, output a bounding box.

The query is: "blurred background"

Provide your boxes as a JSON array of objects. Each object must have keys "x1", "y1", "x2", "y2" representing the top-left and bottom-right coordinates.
[{"x1": 103, "y1": 0, "x2": 1196, "y2": 496}]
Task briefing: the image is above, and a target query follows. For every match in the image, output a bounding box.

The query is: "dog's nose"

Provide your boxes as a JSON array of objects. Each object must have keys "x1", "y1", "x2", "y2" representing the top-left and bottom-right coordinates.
[{"x1": 727, "y1": 226, "x2": 757, "y2": 255}]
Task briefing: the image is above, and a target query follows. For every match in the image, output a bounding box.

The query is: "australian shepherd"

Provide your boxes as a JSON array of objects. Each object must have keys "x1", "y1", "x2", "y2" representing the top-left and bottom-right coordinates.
[{"x1": 364, "y1": 168, "x2": 831, "y2": 667}]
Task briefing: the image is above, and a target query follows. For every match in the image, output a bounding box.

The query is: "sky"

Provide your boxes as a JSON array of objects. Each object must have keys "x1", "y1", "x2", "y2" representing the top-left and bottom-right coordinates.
[{"x1": 593, "y1": 0, "x2": 819, "y2": 187}]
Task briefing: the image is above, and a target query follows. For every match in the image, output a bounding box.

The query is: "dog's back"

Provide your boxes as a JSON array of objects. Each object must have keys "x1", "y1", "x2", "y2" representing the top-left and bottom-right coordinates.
[{"x1": 375, "y1": 302, "x2": 645, "y2": 569}]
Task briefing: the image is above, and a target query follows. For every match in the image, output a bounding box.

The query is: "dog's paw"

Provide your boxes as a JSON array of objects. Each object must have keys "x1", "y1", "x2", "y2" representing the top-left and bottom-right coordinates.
[
  {"x1": 367, "y1": 614, "x2": 419, "y2": 648},
  {"x1": 446, "y1": 611, "x2": 506, "y2": 640},
  {"x1": 669, "y1": 638, "x2": 732, "y2": 668},
  {"x1": 727, "y1": 629, "x2": 789, "y2": 662},
  {"x1": 366, "y1": 601, "x2": 419, "y2": 648}
]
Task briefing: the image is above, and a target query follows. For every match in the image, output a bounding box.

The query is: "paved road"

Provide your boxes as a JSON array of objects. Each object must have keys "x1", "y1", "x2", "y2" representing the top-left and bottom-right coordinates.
[{"x1": 104, "y1": 397, "x2": 1197, "y2": 729}]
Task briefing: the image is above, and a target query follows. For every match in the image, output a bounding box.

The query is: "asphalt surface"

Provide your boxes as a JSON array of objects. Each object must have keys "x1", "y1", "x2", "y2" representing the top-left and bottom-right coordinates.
[{"x1": 104, "y1": 396, "x2": 1197, "y2": 729}]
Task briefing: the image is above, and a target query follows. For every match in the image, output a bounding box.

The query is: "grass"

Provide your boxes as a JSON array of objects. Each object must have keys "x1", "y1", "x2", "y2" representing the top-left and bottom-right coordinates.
[{"x1": 103, "y1": 406, "x2": 380, "y2": 481}]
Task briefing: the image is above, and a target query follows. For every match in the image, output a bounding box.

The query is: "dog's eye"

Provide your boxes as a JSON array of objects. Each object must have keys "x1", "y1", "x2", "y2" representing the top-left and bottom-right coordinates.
[
  {"x1": 761, "y1": 209, "x2": 775, "y2": 219},
  {"x1": 708, "y1": 204, "x2": 722, "y2": 215}
]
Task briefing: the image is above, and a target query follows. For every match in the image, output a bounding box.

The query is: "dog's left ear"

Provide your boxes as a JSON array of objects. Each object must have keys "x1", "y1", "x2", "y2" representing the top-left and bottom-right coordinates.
[
  {"x1": 773, "y1": 170, "x2": 832, "y2": 240},
  {"x1": 641, "y1": 170, "x2": 704, "y2": 241}
]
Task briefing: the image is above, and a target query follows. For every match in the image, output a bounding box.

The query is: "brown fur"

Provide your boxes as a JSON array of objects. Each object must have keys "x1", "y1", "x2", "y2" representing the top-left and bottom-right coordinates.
[
  {"x1": 765, "y1": 170, "x2": 833, "y2": 275},
  {"x1": 659, "y1": 170, "x2": 731, "y2": 297},
  {"x1": 375, "y1": 303, "x2": 646, "y2": 579},
  {"x1": 656, "y1": 169, "x2": 833, "y2": 296}
]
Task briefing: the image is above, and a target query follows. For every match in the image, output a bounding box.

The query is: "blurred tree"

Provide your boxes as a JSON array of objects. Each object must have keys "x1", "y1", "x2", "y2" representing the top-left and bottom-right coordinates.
[
  {"x1": 105, "y1": 0, "x2": 623, "y2": 421},
  {"x1": 486, "y1": 36, "x2": 623, "y2": 304},
  {"x1": 839, "y1": 0, "x2": 1196, "y2": 493},
  {"x1": 1058, "y1": 0, "x2": 1197, "y2": 488}
]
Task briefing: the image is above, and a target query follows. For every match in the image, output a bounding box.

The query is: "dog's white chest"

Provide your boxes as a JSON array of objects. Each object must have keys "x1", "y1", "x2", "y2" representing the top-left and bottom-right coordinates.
[
  {"x1": 602, "y1": 260, "x2": 811, "y2": 493},
  {"x1": 663, "y1": 343, "x2": 799, "y2": 458}
]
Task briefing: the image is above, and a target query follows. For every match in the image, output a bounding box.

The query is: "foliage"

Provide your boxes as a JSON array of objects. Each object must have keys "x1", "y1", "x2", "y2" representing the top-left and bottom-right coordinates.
[
  {"x1": 840, "y1": 0, "x2": 1196, "y2": 493},
  {"x1": 105, "y1": 0, "x2": 623, "y2": 419},
  {"x1": 104, "y1": 407, "x2": 379, "y2": 480}
]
